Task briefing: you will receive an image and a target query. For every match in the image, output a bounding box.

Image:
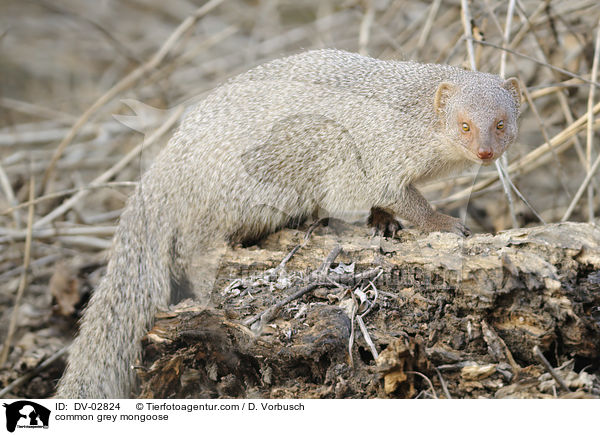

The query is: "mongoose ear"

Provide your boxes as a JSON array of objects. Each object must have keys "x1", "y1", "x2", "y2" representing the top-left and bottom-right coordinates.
[
  {"x1": 434, "y1": 82, "x2": 455, "y2": 116},
  {"x1": 502, "y1": 77, "x2": 522, "y2": 109}
]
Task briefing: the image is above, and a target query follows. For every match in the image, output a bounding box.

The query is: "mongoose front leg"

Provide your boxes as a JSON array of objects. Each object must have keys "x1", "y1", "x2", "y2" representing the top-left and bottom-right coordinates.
[
  {"x1": 391, "y1": 184, "x2": 471, "y2": 237},
  {"x1": 368, "y1": 207, "x2": 402, "y2": 237}
]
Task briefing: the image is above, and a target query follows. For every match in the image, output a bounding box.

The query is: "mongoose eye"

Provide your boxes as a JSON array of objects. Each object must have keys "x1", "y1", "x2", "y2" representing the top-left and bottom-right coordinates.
[
  {"x1": 496, "y1": 120, "x2": 504, "y2": 130},
  {"x1": 461, "y1": 122, "x2": 470, "y2": 132}
]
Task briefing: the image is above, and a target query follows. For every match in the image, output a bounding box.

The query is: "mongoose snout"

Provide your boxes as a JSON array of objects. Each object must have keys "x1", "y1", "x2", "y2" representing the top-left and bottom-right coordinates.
[{"x1": 477, "y1": 148, "x2": 494, "y2": 161}]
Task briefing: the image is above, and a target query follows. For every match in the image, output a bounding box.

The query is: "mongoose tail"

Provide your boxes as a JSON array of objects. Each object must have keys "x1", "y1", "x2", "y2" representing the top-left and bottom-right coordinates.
[{"x1": 55, "y1": 192, "x2": 171, "y2": 398}]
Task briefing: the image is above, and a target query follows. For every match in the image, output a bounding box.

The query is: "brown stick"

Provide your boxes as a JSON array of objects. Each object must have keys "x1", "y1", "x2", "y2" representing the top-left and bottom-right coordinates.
[{"x1": 533, "y1": 345, "x2": 571, "y2": 393}]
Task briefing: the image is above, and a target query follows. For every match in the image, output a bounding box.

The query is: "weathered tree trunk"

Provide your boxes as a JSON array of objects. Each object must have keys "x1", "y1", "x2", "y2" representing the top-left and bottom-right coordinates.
[{"x1": 139, "y1": 222, "x2": 600, "y2": 398}]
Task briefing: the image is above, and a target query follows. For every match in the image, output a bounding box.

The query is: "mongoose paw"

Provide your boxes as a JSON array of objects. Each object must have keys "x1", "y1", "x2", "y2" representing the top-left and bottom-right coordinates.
[
  {"x1": 368, "y1": 207, "x2": 402, "y2": 237},
  {"x1": 426, "y1": 213, "x2": 471, "y2": 237},
  {"x1": 452, "y1": 220, "x2": 471, "y2": 237}
]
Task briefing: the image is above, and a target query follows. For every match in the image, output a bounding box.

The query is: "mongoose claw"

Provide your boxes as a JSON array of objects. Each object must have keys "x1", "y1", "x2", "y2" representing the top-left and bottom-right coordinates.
[
  {"x1": 368, "y1": 207, "x2": 402, "y2": 237},
  {"x1": 426, "y1": 213, "x2": 471, "y2": 237},
  {"x1": 453, "y1": 220, "x2": 471, "y2": 237}
]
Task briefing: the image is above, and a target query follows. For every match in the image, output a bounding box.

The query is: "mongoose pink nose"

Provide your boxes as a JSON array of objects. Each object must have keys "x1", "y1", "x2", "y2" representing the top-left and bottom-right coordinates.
[{"x1": 477, "y1": 149, "x2": 493, "y2": 160}]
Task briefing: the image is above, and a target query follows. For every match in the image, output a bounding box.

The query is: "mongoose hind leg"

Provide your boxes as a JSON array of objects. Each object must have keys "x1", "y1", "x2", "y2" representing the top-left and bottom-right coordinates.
[{"x1": 368, "y1": 207, "x2": 402, "y2": 237}]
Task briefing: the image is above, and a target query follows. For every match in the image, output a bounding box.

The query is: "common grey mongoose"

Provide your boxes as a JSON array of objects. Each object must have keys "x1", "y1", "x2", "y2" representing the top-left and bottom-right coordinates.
[{"x1": 55, "y1": 49, "x2": 521, "y2": 398}]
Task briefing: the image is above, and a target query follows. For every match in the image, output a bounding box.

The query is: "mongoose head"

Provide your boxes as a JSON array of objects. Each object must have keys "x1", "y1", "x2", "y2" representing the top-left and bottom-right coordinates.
[{"x1": 434, "y1": 76, "x2": 521, "y2": 165}]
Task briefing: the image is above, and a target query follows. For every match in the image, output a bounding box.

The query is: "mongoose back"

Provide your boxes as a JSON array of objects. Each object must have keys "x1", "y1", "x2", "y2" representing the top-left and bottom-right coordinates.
[{"x1": 56, "y1": 49, "x2": 520, "y2": 398}]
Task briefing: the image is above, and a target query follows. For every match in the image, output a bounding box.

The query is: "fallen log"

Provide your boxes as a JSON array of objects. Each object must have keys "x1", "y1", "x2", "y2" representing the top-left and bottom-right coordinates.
[{"x1": 138, "y1": 222, "x2": 600, "y2": 398}]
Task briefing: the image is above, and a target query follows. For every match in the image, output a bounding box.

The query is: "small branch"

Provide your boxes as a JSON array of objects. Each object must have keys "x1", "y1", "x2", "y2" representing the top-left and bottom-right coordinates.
[
  {"x1": 350, "y1": 277, "x2": 382, "y2": 363},
  {"x1": 0, "y1": 346, "x2": 69, "y2": 398},
  {"x1": 37, "y1": 0, "x2": 142, "y2": 65},
  {"x1": 358, "y1": 0, "x2": 375, "y2": 56},
  {"x1": 416, "y1": 0, "x2": 441, "y2": 54},
  {"x1": 0, "y1": 161, "x2": 21, "y2": 228},
  {"x1": 356, "y1": 315, "x2": 378, "y2": 360},
  {"x1": 406, "y1": 371, "x2": 438, "y2": 399},
  {"x1": 460, "y1": 0, "x2": 477, "y2": 70},
  {"x1": 506, "y1": 1, "x2": 547, "y2": 51},
  {"x1": 359, "y1": 275, "x2": 382, "y2": 318},
  {"x1": 0, "y1": 176, "x2": 35, "y2": 366},
  {"x1": 561, "y1": 151, "x2": 600, "y2": 221},
  {"x1": 500, "y1": 0, "x2": 516, "y2": 79},
  {"x1": 497, "y1": 160, "x2": 546, "y2": 224},
  {"x1": 348, "y1": 300, "x2": 356, "y2": 367},
  {"x1": 435, "y1": 367, "x2": 452, "y2": 399},
  {"x1": 273, "y1": 219, "x2": 324, "y2": 273},
  {"x1": 243, "y1": 282, "x2": 321, "y2": 327},
  {"x1": 333, "y1": 268, "x2": 382, "y2": 286},
  {"x1": 245, "y1": 245, "x2": 343, "y2": 326},
  {"x1": 473, "y1": 38, "x2": 600, "y2": 89},
  {"x1": 0, "y1": 254, "x2": 62, "y2": 282},
  {"x1": 0, "y1": 97, "x2": 76, "y2": 123},
  {"x1": 586, "y1": 18, "x2": 600, "y2": 222},
  {"x1": 495, "y1": 159, "x2": 519, "y2": 228},
  {"x1": 0, "y1": 225, "x2": 117, "y2": 244},
  {"x1": 243, "y1": 248, "x2": 381, "y2": 329},
  {"x1": 304, "y1": 218, "x2": 325, "y2": 242},
  {"x1": 481, "y1": 320, "x2": 520, "y2": 379},
  {"x1": 317, "y1": 244, "x2": 342, "y2": 275},
  {"x1": 533, "y1": 345, "x2": 571, "y2": 393},
  {"x1": 521, "y1": 81, "x2": 572, "y2": 198},
  {"x1": 34, "y1": 106, "x2": 184, "y2": 229},
  {"x1": 40, "y1": 0, "x2": 225, "y2": 191},
  {"x1": 273, "y1": 244, "x2": 302, "y2": 273},
  {"x1": 1, "y1": 181, "x2": 137, "y2": 215}
]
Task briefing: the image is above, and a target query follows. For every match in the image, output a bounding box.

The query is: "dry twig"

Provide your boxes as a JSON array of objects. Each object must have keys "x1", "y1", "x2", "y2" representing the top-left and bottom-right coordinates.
[
  {"x1": 585, "y1": 19, "x2": 600, "y2": 222},
  {"x1": 0, "y1": 346, "x2": 69, "y2": 398},
  {"x1": 41, "y1": 0, "x2": 226, "y2": 191},
  {"x1": 533, "y1": 345, "x2": 571, "y2": 393},
  {"x1": 0, "y1": 177, "x2": 35, "y2": 366},
  {"x1": 34, "y1": 106, "x2": 184, "y2": 228}
]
